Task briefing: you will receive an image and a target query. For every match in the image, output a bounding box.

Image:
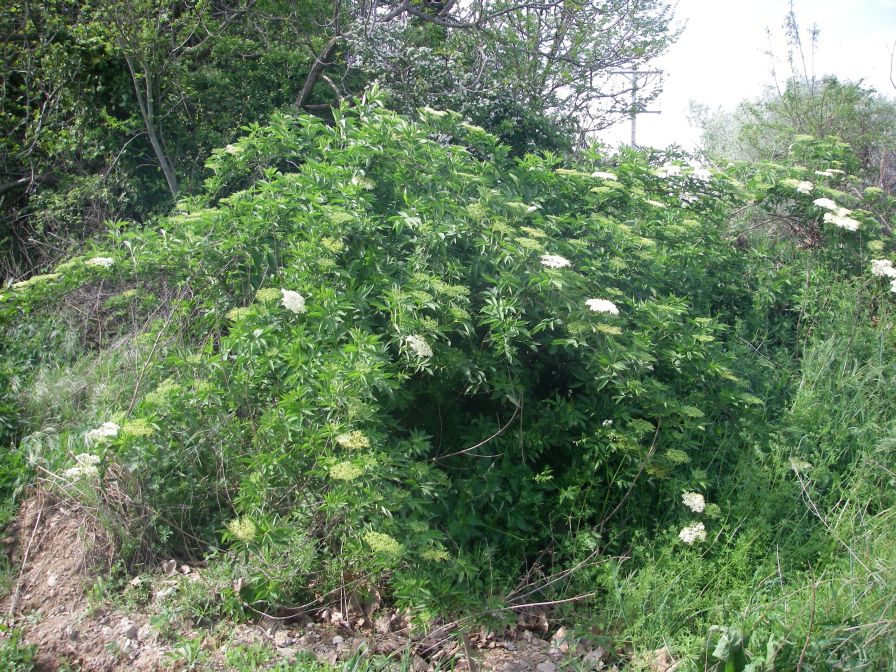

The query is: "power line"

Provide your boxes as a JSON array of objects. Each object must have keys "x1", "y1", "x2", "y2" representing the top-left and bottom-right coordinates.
[{"x1": 611, "y1": 69, "x2": 661, "y2": 147}]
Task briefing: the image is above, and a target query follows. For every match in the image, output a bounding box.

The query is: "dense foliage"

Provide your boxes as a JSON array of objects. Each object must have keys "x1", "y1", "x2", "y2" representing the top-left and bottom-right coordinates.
[
  {"x1": 2, "y1": 91, "x2": 895, "y2": 668},
  {"x1": 0, "y1": 0, "x2": 677, "y2": 277}
]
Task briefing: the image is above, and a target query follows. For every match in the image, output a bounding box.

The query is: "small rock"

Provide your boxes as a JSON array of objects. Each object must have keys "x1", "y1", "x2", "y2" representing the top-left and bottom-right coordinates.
[
  {"x1": 551, "y1": 627, "x2": 570, "y2": 654},
  {"x1": 374, "y1": 614, "x2": 392, "y2": 634},
  {"x1": 65, "y1": 627, "x2": 79, "y2": 641},
  {"x1": 273, "y1": 630, "x2": 291, "y2": 647},
  {"x1": 47, "y1": 573, "x2": 58, "y2": 587},
  {"x1": 129, "y1": 576, "x2": 142, "y2": 587},
  {"x1": 122, "y1": 622, "x2": 140, "y2": 640},
  {"x1": 180, "y1": 564, "x2": 191, "y2": 574},
  {"x1": 162, "y1": 559, "x2": 177, "y2": 575},
  {"x1": 332, "y1": 635, "x2": 344, "y2": 646},
  {"x1": 581, "y1": 647, "x2": 607, "y2": 668},
  {"x1": 412, "y1": 655, "x2": 429, "y2": 672},
  {"x1": 503, "y1": 663, "x2": 522, "y2": 672},
  {"x1": 277, "y1": 647, "x2": 297, "y2": 658},
  {"x1": 502, "y1": 641, "x2": 517, "y2": 651},
  {"x1": 537, "y1": 662, "x2": 556, "y2": 672}
]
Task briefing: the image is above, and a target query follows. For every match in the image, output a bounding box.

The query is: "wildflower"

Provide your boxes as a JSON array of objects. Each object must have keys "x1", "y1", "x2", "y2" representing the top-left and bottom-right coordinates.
[
  {"x1": 890, "y1": 278, "x2": 896, "y2": 295},
  {"x1": 421, "y1": 106, "x2": 448, "y2": 117},
  {"x1": 321, "y1": 237, "x2": 345, "y2": 253},
  {"x1": 555, "y1": 168, "x2": 591, "y2": 178},
  {"x1": 363, "y1": 531, "x2": 404, "y2": 556},
  {"x1": 63, "y1": 453, "x2": 101, "y2": 481},
  {"x1": 144, "y1": 380, "x2": 181, "y2": 405},
  {"x1": 655, "y1": 164, "x2": 682, "y2": 178},
  {"x1": 815, "y1": 169, "x2": 834, "y2": 177},
  {"x1": 789, "y1": 458, "x2": 813, "y2": 474},
  {"x1": 517, "y1": 237, "x2": 543, "y2": 251},
  {"x1": 812, "y1": 197, "x2": 838, "y2": 210},
  {"x1": 690, "y1": 167, "x2": 712, "y2": 181},
  {"x1": 12, "y1": 273, "x2": 60, "y2": 289},
  {"x1": 520, "y1": 226, "x2": 546, "y2": 238},
  {"x1": 681, "y1": 491, "x2": 706, "y2": 513},
  {"x1": 823, "y1": 212, "x2": 860, "y2": 231},
  {"x1": 665, "y1": 449, "x2": 690, "y2": 465},
  {"x1": 645, "y1": 199, "x2": 668, "y2": 208},
  {"x1": 254, "y1": 287, "x2": 280, "y2": 302},
  {"x1": 591, "y1": 171, "x2": 618, "y2": 181},
  {"x1": 595, "y1": 323, "x2": 622, "y2": 335},
  {"x1": 281, "y1": 289, "x2": 306, "y2": 314},
  {"x1": 351, "y1": 174, "x2": 375, "y2": 190},
  {"x1": 871, "y1": 260, "x2": 896, "y2": 278},
  {"x1": 85, "y1": 257, "x2": 115, "y2": 268},
  {"x1": 122, "y1": 419, "x2": 154, "y2": 437},
  {"x1": 227, "y1": 516, "x2": 257, "y2": 542},
  {"x1": 602, "y1": 419, "x2": 613, "y2": 427},
  {"x1": 461, "y1": 122, "x2": 487, "y2": 134},
  {"x1": 678, "y1": 521, "x2": 707, "y2": 544},
  {"x1": 420, "y1": 547, "x2": 450, "y2": 562},
  {"x1": 85, "y1": 422, "x2": 119, "y2": 445},
  {"x1": 329, "y1": 461, "x2": 363, "y2": 481},
  {"x1": 335, "y1": 430, "x2": 371, "y2": 450},
  {"x1": 405, "y1": 334, "x2": 433, "y2": 358},
  {"x1": 782, "y1": 178, "x2": 813, "y2": 194},
  {"x1": 224, "y1": 144, "x2": 243, "y2": 155},
  {"x1": 540, "y1": 254, "x2": 571, "y2": 269},
  {"x1": 585, "y1": 298, "x2": 619, "y2": 315},
  {"x1": 227, "y1": 306, "x2": 251, "y2": 321}
]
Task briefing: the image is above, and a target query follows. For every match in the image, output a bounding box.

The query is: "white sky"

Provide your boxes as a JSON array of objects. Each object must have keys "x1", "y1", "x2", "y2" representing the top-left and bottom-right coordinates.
[{"x1": 598, "y1": 0, "x2": 896, "y2": 150}]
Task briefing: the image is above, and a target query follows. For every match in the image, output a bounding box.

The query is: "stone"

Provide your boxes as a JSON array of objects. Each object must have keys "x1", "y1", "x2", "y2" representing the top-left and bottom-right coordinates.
[
  {"x1": 332, "y1": 635, "x2": 344, "y2": 646},
  {"x1": 550, "y1": 627, "x2": 570, "y2": 654},
  {"x1": 273, "y1": 630, "x2": 291, "y2": 647},
  {"x1": 536, "y1": 663, "x2": 556, "y2": 672}
]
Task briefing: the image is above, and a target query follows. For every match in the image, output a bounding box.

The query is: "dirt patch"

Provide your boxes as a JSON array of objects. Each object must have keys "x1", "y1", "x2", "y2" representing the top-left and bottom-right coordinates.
[
  {"x1": 2, "y1": 492, "x2": 165, "y2": 671},
  {"x1": 1, "y1": 492, "x2": 641, "y2": 671}
]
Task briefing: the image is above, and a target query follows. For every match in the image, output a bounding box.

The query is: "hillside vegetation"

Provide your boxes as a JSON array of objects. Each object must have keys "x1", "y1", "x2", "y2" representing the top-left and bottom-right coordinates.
[{"x1": 1, "y1": 91, "x2": 895, "y2": 670}]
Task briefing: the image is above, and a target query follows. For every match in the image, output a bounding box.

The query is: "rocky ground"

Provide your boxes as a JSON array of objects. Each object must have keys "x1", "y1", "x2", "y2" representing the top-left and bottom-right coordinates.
[{"x1": 1, "y1": 494, "x2": 677, "y2": 672}]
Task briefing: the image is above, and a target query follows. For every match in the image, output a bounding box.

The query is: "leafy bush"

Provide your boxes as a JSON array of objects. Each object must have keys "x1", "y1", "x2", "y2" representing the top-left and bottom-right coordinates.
[{"x1": 2, "y1": 94, "x2": 894, "y2": 663}]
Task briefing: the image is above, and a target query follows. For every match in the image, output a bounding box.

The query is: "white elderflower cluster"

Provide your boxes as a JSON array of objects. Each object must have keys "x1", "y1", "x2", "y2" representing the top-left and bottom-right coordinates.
[
  {"x1": 681, "y1": 491, "x2": 706, "y2": 513},
  {"x1": 281, "y1": 289, "x2": 306, "y2": 314},
  {"x1": 591, "y1": 171, "x2": 618, "y2": 181},
  {"x1": 540, "y1": 254, "x2": 571, "y2": 269},
  {"x1": 782, "y1": 178, "x2": 813, "y2": 194},
  {"x1": 678, "y1": 521, "x2": 707, "y2": 545},
  {"x1": 227, "y1": 516, "x2": 257, "y2": 542},
  {"x1": 690, "y1": 167, "x2": 712, "y2": 181},
  {"x1": 336, "y1": 430, "x2": 371, "y2": 450},
  {"x1": 823, "y1": 211, "x2": 860, "y2": 231},
  {"x1": 812, "y1": 197, "x2": 838, "y2": 210},
  {"x1": 85, "y1": 257, "x2": 115, "y2": 268},
  {"x1": 871, "y1": 259, "x2": 896, "y2": 278},
  {"x1": 405, "y1": 334, "x2": 433, "y2": 358},
  {"x1": 84, "y1": 422, "x2": 119, "y2": 445},
  {"x1": 63, "y1": 453, "x2": 101, "y2": 481},
  {"x1": 585, "y1": 298, "x2": 619, "y2": 315},
  {"x1": 655, "y1": 164, "x2": 682, "y2": 178}
]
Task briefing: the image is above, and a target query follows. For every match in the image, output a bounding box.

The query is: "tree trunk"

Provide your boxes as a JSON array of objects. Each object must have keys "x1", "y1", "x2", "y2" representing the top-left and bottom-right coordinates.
[{"x1": 125, "y1": 56, "x2": 179, "y2": 197}]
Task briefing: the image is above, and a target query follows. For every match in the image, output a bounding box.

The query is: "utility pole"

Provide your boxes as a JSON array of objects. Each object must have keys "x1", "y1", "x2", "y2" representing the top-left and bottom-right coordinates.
[{"x1": 611, "y1": 69, "x2": 661, "y2": 147}]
